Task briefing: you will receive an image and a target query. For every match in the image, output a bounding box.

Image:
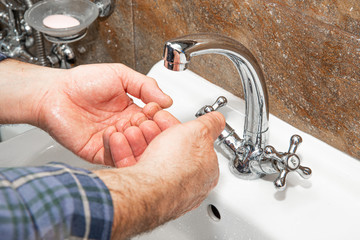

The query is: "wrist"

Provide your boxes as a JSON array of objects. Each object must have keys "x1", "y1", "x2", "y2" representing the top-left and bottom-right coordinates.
[{"x1": 0, "y1": 59, "x2": 61, "y2": 125}]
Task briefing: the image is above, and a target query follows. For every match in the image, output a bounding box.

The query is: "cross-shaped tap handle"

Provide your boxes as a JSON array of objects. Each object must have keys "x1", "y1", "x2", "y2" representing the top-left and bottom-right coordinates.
[
  {"x1": 195, "y1": 96, "x2": 227, "y2": 117},
  {"x1": 263, "y1": 135, "x2": 312, "y2": 191}
]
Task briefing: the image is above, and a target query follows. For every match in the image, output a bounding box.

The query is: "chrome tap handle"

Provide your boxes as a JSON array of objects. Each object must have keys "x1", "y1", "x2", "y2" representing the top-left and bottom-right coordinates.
[
  {"x1": 195, "y1": 96, "x2": 227, "y2": 117},
  {"x1": 211, "y1": 96, "x2": 227, "y2": 111},
  {"x1": 263, "y1": 135, "x2": 312, "y2": 191},
  {"x1": 288, "y1": 134, "x2": 301, "y2": 154}
]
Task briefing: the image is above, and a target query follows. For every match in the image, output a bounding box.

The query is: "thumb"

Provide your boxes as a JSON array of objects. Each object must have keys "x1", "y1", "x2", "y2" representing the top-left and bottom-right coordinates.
[
  {"x1": 194, "y1": 111, "x2": 226, "y2": 141},
  {"x1": 117, "y1": 64, "x2": 173, "y2": 108},
  {"x1": 140, "y1": 78, "x2": 173, "y2": 108}
]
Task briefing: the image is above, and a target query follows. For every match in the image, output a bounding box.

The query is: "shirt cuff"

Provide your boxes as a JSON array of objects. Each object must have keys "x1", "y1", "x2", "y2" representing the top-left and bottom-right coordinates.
[
  {"x1": 0, "y1": 52, "x2": 8, "y2": 61},
  {"x1": 0, "y1": 162, "x2": 113, "y2": 240}
]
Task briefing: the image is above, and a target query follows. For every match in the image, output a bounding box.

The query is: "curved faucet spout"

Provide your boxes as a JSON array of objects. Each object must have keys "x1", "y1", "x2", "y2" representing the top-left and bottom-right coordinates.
[
  {"x1": 163, "y1": 33, "x2": 269, "y2": 150},
  {"x1": 163, "y1": 34, "x2": 312, "y2": 188}
]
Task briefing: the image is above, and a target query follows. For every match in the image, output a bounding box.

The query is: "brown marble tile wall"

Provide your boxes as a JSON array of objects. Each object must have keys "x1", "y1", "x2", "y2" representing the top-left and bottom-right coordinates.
[
  {"x1": 79, "y1": 0, "x2": 360, "y2": 160},
  {"x1": 73, "y1": 0, "x2": 135, "y2": 67}
]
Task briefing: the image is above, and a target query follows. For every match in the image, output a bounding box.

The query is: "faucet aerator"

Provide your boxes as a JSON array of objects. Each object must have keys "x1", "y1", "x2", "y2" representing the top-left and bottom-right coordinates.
[{"x1": 163, "y1": 42, "x2": 190, "y2": 71}]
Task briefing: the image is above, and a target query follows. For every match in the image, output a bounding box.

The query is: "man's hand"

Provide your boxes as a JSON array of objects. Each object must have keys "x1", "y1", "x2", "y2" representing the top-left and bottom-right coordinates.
[
  {"x1": 34, "y1": 63, "x2": 173, "y2": 166},
  {"x1": 104, "y1": 109, "x2": 181, "y2": 167},
  {"x1": 95, "y1": 111, "x2": 226, "y2": 239}
]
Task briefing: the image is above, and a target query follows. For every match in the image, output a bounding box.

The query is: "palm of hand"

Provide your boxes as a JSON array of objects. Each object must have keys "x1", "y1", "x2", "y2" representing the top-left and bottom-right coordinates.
[{"x1": 38, "y1": 64, "x2": 172, "y2": 166}]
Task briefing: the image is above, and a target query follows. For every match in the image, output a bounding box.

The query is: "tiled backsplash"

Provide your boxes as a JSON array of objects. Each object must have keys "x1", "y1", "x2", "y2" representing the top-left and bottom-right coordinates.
[{"x1": 73, "y1": 0, "x2": 360, "y2": 159}]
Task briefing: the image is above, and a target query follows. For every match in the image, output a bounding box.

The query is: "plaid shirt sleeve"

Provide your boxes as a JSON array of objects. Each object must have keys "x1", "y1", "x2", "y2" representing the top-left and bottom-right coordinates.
[
  {"x1": 0, "y1": 52, "x2": 8, "y2": 61},
  {"x1": 0, "y1": 162, "x2": 113, "y2": 240}
]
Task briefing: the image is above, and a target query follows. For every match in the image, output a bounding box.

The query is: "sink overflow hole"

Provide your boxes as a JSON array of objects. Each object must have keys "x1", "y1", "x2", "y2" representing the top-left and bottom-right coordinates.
[{"x1": 207, "y1": 204, "x2": 221, "y2": 222}]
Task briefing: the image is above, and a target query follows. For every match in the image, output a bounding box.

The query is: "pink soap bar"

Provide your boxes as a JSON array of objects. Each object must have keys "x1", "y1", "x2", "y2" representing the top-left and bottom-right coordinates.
[{"x1": 43, "y1": 14, "x2": 80, "y2": 29}]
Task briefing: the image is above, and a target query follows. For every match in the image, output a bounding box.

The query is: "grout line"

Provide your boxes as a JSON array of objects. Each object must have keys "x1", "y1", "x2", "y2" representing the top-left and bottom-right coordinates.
[{"x1": 131, "y1": 0, "x2": 137, "y2": 70}]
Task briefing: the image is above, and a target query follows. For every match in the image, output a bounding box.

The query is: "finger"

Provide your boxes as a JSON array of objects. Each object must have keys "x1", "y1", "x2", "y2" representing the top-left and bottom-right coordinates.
[
  {"x1": 103, "y1": 126, "x2": 116, "y2": 166},
  {"x1": 142, "y1": 102, "x2": 162, "y2": 119},
  {"x1": 123, "y1": 126, "x2": 148, "y2": 158},
  {"x1": 195, "y1": 111, "x2": 226, "y2": 141},
  {"x1": 109, "y1": 132, "x2": 137, "y2": 168},
  {"x1": 115, "y1": 119, "x2": 131, "y2": 132},
  {"x1": 153, "y1": 110, "x2": 181, "y2": 131},
  {"x1": 116, "y1": 64, "x2": 173, "y2": 108},
  {"x1": 93, "y1": 149, "x2": 105, "y2": 165},
  {"x1": 139, "y1": 120, "x2": 162, "y2": 144},
  {"x1": 130, "y1": 112, "x2": 148, "y2": 126}
]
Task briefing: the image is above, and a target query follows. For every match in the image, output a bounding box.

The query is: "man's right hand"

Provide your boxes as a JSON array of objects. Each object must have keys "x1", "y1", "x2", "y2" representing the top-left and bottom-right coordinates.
[{"x1": 95, "y1": 111, "x2": 225, "y2": 240}]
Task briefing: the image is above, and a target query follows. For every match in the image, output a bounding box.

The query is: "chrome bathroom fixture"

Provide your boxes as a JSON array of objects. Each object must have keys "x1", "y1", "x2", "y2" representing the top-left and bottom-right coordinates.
[
  {"x1": 24, "y1": 0, "x2": 115, "y2": 68},
  {"x1": 94, "y1": 0, "x2": 116, "y2": 18},
  {"x1": 163, "y1": 33, "x2": 312, "y2": 190},
  {"x1": 0, "y1": 0, "x2": 43, "y2": 64},
  {"x1": 24, "y1": 0, "x2": 98, "y2": 68},
  {"x1": 0, "y1": 0, "x2": 116, "y2": 67}
]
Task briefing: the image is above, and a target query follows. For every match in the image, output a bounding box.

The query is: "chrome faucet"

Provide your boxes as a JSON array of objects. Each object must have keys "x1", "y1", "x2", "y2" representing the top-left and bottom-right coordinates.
[{"x1": 163, "y1": 33, "x2": 312, "y2": 190}]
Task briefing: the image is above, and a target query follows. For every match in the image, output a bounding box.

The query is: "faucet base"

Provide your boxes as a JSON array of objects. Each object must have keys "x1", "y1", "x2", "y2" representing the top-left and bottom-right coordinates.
[
  {"x1": 229, "y1": 163, "x2": 264, "y2": 180},
  {"x1": 229, "y1": 157, "x2": 265, "y2": 180}
]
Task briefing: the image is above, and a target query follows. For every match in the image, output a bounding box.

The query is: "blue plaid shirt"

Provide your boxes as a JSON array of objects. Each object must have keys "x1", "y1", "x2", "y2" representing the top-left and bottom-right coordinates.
[{"x1": 0, "y1": 162, "x2": 113, "y2": 240}]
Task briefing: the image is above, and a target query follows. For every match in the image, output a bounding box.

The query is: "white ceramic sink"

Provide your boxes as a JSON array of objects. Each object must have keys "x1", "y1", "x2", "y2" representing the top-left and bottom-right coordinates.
[{"x1": 1, "y1": 61, "x2": 360, "y2": 239}]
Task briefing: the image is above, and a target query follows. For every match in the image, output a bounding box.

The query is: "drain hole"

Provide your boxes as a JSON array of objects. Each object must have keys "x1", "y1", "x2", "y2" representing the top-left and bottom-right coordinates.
[{"x1": 207, "y1": 204, "x2": 221, "y2": 221}]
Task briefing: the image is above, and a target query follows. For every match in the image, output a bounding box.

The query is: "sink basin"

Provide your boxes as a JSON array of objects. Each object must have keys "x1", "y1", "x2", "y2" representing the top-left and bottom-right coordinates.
[{"x1": 1, "y1": 61, "x2": 360, "y2": 239}]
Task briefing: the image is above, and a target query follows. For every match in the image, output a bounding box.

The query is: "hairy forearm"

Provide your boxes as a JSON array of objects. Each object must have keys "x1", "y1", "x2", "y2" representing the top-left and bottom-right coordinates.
[
  {"x1": 95, "y1": 166, "x2": 180, "y2": 240},
  {"x1": 0, "y1": 59, "x2": 60, "y2": 125}
]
